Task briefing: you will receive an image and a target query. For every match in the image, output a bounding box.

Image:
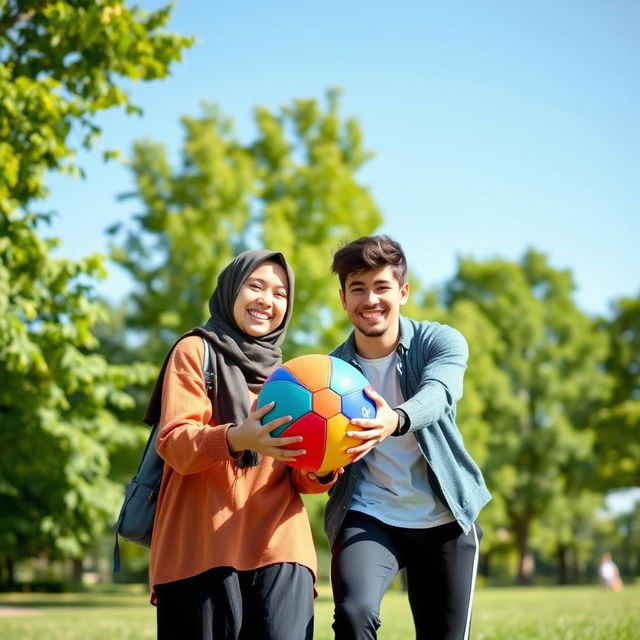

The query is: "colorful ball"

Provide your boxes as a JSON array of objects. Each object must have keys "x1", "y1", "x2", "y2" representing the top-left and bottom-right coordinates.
[{"x1": 257, "y1": 354, "x2": 376, "y2": 474}]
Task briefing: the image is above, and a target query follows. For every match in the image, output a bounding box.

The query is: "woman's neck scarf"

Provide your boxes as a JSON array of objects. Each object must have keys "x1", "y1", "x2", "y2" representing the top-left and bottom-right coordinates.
[{"x1": 144, "y1": 249, "x2": 295, "y2": 468}]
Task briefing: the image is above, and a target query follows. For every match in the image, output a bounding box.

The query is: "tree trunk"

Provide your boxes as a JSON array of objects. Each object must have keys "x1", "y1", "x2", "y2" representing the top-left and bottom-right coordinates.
[
  {"x1": 479, "y1": 550, "x2": 491, "y2": 578},
  {"x1": 71, "y1": 558, "x2": 84, "y2": 589},
  {"x1": 3, "y1": 558, "x2": 16, "y2": 589},
  {"x1": 557, "y1": 545, "x2": 569, "y2": 584},
  {"x1": 515, "y1": 521, "x2": 534, "y2": 585}
]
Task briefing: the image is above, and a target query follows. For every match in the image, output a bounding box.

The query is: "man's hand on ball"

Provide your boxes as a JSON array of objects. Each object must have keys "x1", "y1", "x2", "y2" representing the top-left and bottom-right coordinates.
[{"x1": 345, "y1": 387, "x2": 399, "y2": 462}]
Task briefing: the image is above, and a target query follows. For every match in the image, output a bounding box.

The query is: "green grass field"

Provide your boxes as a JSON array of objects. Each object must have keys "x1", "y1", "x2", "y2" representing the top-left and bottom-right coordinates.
[{"x1": 0, "y1": 582, "x2": 638, "y2": 639}]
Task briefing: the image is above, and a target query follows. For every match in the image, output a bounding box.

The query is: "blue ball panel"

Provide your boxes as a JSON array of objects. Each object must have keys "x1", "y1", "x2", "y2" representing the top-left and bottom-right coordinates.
[
  {"x1": 257, "y1": 380, "x2": 312, "y2": 435},
  {"x1": 329, "y1": 357, "x2": 370, "y2": 395},
  {"x1": 264, "y1": 366, "x2": 305, "y2": 386},
  {"x1": 341, "y1": 389, "x2": 377, "y2": 421}
]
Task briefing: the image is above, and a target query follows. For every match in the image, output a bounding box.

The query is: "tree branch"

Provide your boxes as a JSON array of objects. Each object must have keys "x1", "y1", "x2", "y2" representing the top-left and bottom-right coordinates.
[{"x1": 0, "y1": 10, "x2": 36, "y2": 35}]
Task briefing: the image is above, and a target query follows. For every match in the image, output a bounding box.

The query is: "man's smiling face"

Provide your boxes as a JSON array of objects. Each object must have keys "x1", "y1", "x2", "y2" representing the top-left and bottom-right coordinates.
[{"x1": 340, "y1": 265, "x2": 409, "y2": 340}]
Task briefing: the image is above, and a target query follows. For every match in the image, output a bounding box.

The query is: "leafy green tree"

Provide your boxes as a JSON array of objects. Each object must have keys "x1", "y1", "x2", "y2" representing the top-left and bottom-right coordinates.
[
  {"x1": 259, "y1": 92, "x2": 382, "y2": 355},
  {"x1": 109, "y1": 105, "x2": 255, "y2": 360},
  {"x1": 444, "y1": 250, "x2": 609, "y2": 583},
  {"x1": 0, "y1": 0, "x2": 191, "y2": 584},
  {"x1": 615, "y1": 499, "x2": 640, "y2": 578},
  {"x1": 110, "y1": 90, "x2": 382, "y2": 362},
  {"x1": 413, "y1": 286, "x2": 518, "y2": 580},
  {"x1": 536, "y1": 491, "x2": 602, "y2": 583},
  {"x1": 594, "y1": 295, "x2": 640, "y2": 489}
]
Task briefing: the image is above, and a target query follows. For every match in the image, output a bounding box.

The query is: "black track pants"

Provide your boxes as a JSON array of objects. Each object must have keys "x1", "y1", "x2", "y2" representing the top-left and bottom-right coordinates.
[
  {"x1": 155, "y1": 563, "x2": 314, "y2": 640},
  {"x1": 331, "y1": 511, "x2": 481, "y2": 640}
]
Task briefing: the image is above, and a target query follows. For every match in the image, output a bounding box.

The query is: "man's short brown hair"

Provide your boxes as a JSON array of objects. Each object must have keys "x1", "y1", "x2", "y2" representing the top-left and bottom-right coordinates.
[{"x1": 332, "y1": 235, "x2": 407, "y2": 290}]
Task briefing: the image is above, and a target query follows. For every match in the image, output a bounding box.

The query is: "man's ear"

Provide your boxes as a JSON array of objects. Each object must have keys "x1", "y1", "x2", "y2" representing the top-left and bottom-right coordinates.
[
  {"x1": 339, "y1": 288, "x2": 347, "y2": 310},
  {"x1": 400, "y1": 282, "x2": 410, "y2": 305}
]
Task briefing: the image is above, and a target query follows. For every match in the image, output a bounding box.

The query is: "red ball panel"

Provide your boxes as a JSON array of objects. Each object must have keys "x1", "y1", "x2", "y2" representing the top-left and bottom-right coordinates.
[{"x1": 279, "y1": 412, "x2": 327, "y2": 472}]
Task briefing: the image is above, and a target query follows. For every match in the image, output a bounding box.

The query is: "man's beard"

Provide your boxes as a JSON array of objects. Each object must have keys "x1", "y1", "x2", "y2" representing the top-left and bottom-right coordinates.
[
  {"x1": 353, "y1": 307, "x2": 389, "y2": 338},
  {"x1": 355, "y1": 320, "x2": 387, "y2": 338}
]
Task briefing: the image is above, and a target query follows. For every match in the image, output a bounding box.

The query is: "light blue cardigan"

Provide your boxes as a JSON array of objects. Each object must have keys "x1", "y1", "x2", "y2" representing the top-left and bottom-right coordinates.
[{"x1": 324, "y1": 315, "x2": 491, "y2": 546}]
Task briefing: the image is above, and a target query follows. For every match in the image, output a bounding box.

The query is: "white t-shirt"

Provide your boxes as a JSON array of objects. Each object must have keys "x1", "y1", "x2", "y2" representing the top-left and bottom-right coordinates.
[
  {"x1": 599, "y1": 560, "x2": 617, "y2": 583},
  {"x1": 349, "y1": 351, "x2": 454, "y2": 528}
]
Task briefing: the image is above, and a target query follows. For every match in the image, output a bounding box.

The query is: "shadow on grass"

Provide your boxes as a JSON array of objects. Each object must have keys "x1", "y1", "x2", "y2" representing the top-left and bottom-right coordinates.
[
  {"x1": 0, "y1": 587, "x2": 151, "y2": 611},
  {"x1": 1, "y1": 599, "x2": 146, "y2": 610}
]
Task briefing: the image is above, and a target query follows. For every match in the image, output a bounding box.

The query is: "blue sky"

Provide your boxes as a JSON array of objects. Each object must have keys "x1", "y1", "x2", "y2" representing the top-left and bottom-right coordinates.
[{"x1": 45, "y1": 0, "x2": 639, "y2": 316}]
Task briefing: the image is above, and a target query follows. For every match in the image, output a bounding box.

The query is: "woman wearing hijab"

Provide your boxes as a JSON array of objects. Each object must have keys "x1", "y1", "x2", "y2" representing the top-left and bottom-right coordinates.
[{"x1": 145, "y1": 250, "x2": 337, "y2": 640}]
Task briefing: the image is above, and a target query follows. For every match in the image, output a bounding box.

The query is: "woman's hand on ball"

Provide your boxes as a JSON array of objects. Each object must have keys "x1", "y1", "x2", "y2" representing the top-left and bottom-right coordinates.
[{"x1": 227, "y1": 402, "x2": 306, "y2": 461}]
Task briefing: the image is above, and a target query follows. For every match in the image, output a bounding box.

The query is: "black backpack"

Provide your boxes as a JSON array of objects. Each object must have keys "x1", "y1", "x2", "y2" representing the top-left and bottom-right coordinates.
[{"x1": 113, "y1": 336, "x2": 215, "y2": 571}]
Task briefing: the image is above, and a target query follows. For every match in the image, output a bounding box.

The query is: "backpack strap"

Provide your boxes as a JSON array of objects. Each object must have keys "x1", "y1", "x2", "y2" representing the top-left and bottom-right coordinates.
[
  {"x1": 201, "y1": 336, "x2": 215, "y2": 394},
  {"x1": 114, "y1": 336, "x2": 216, "y2": 573}
]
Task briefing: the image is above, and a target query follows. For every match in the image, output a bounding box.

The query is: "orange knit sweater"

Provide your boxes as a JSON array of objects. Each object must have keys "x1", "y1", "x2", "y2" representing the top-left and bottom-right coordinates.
[{"x1": 149, "y1": 336, "x2": 334, "y2": 602}]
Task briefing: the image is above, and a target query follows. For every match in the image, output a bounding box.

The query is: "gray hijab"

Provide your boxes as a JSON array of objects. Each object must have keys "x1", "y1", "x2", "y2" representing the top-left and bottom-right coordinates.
[{"x1": 144, "y1": 250, "x2": 294, "y2": 468}]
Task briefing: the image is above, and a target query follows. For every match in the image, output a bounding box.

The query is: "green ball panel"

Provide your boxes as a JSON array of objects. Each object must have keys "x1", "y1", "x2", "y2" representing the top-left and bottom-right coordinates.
[{"x1": 257, "y1": 380, "x2": 313, "y2": 435}]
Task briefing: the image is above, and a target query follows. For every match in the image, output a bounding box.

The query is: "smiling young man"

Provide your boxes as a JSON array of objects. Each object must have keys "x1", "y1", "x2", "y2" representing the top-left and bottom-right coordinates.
[{"x1": 324, "y1": 235, "x2": 491, "y2": 640}]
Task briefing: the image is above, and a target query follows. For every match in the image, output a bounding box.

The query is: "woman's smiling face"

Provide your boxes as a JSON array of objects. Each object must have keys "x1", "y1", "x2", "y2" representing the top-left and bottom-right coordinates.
[{"x1": 233, "y1": 261, "x2": 289, "y2": 337}]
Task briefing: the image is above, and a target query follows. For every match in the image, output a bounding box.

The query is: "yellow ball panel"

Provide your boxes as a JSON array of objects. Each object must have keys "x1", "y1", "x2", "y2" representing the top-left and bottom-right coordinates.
[{"x1": 317, "y1": 414, "x2": 362, "y2": 474}]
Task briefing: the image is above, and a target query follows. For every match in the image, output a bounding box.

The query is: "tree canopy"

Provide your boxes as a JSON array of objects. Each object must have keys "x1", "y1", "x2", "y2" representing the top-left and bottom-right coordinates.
[
  {"x1": 594, "y1": 295, "x2": 640, "y2": 489},
  {"x1": 0, "y1": 0, "x2": 192, "y2": 576},
  {"x1": 110, "y1": 90, "x2": 382, "y2": 361},
  {"x1": 443, "y1": 250, "x2": 610, "y2": 582}
]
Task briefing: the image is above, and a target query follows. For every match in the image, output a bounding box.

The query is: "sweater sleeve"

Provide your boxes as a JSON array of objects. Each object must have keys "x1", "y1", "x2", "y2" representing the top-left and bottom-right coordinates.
[
  {"x1": 397, "y1": 324, "x2": 468, "y2": 431},
  {"x1": 291, "y1": 468, "x2": 338, "y2": 494},
  {"x1": 156, "y1": 336, "x2": 238, "y2": 475}
]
